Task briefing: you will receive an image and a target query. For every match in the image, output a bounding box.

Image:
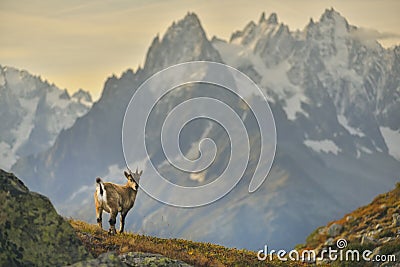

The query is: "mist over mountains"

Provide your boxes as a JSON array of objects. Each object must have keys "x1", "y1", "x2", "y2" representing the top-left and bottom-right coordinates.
[{"x1": 7, "y1": 9, "x2": 400, "y2": 250}]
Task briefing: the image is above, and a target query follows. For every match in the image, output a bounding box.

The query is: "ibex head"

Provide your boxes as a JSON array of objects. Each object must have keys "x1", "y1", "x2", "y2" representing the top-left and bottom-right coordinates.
[{"x1": 124, "y1": 167, "x2": 142, "y2": 191}]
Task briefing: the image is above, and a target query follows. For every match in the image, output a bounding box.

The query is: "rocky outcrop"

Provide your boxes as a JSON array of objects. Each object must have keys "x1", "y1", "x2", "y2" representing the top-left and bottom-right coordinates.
[
  {"x1": 327, "y1": 223, "x2": 343, "y2": 237},
  {"x1": 0, "y1": 169, "x2": 92, "y2": 266},
  {"x1": 67, "y1": 251, "x2": 192, "y2": 267},
  {"x1": 299, "y1": 183, "x2": 400, "y2": 265}
]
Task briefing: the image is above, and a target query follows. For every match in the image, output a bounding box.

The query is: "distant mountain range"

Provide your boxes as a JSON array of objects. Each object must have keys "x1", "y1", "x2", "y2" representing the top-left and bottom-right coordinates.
[
  {"x1": 0, "y1": 65, "x2": 92, "y2": 170},
  {"x1": 8, "y1": 9, "x2": 400, "y2": 251}
]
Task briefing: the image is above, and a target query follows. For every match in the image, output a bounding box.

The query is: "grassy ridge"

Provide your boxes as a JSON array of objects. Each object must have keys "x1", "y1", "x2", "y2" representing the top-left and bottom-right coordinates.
[
  {"x1": 69, "y1": 220, "x2": 306, "y2": 267},
  {"x1": 301, "y1": 182, "x2": 400, "y2": 250},
  {"x1": 297, "y1": 183, "x2": 400, "y2": 266}
]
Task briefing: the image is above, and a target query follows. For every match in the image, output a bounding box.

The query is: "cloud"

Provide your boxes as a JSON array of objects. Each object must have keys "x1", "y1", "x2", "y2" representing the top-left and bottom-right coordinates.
[{"x1": 351, "y1": 27, "x2": 400, "y2": 41}]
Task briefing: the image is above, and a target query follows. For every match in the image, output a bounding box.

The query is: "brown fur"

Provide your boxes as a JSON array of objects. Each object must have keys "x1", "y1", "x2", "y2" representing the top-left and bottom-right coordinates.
[{"x1": 94, "y1": 169, "x2": 142, "y2": 234}]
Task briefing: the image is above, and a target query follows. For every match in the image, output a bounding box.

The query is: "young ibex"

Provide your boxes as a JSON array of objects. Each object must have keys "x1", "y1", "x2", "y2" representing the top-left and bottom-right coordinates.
[{"x1": 94, "y1": 168, "x2": 142, "y2": 234}]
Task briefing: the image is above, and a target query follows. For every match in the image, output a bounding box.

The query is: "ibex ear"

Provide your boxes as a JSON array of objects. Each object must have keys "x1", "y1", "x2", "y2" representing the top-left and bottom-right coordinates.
[
  {"x1": 124, "y1": 171, "x2": 129, "y2": 179},
  {"x1": 139, "y1": 170, "x2": 143, "y2": 176}
]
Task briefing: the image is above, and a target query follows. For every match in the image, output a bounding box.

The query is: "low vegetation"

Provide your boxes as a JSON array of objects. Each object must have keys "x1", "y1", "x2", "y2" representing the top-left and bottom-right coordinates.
[
  {"x1": 69, "y1": 219, "x2": 307, "y2": 267},
  {"x1": 298, "y1": 183, "x2": 400, "y2": 265},
  {"x1": 69, "y1": 184, "x2": 400, "y2": 266}
]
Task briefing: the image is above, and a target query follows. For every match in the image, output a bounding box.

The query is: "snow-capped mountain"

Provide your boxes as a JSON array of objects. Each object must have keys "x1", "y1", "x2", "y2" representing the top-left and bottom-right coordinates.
[
  {"x1": 0, "y1": 65, "x2": 93, "y2": 169},
  {"x1": 11, "y1": 10, "x2": 400, "y2": 251},
  {"x1": 213, "y1": 8, "x2": 400, "y2": 161}
]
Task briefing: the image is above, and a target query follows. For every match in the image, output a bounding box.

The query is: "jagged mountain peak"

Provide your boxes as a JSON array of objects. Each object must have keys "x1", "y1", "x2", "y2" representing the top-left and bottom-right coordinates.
[
  {"x1": 1, "y1": 64, "x2": 25, "y2": 75},
  {"x1": 143, "y1": 12, "x2": 221, "y2": 73},
  {"x1": 72, "y1": 88, "x2": 92, "y2": 104},
  {"x1": 180, "y1": 12, "x2": 203, "y2": 28},
  {"x1": 320, "y1": 7, "x2": 343, "y2": 20},
  {"x1": 258, "y1": 12, "x2": 278, "y2": 25},
  {"x1": 0, "y1": 65, "x2": 33, "y2": 88},
  {"x1": 229, "y1": 12, "x2": 285, "y2": 48},
  {"x1": 266, "y1": 12, "x2": 278, "y2": 25},
  {"x1": 303, "y1": 8, "x2": 352, "y2": 41},
  {"x1": 305, "y1": 18, "x2": 315, "y2": 30},
  {"x1": 258, "y1": 12, "x2": 266, "y2": 24},
  {"x1": 318, "y1": 8, "x2": 350, "y2": 34},
  {"x1": 163, "y1": 12, "x2": 207, "y2": 43}
]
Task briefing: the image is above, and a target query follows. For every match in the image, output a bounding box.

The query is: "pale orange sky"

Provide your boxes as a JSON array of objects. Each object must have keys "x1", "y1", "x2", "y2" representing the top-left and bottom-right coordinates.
[{"x1": 1, "y1": 0, "x2": 399, "y2": 100}]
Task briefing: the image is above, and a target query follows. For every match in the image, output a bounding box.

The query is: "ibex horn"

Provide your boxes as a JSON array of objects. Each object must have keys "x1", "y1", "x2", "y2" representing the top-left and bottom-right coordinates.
[{"x1": 127, "y1": 166, "x2": 132, "y2": 174}]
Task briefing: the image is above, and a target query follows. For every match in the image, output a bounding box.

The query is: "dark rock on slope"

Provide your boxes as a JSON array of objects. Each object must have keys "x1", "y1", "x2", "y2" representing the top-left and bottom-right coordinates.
[
  {"x1": 68, "y1": 251, "x2": 192, "y2": 267},
  {"x1": 0, "y1": 169, "x2": 92, "y2": 266}
]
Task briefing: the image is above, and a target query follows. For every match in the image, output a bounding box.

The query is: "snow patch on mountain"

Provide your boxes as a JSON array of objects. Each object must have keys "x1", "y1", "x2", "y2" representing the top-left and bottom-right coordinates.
[
  {"x1": 10, "y1": 96, "x2": 39, "y2": 149},
  {"x1": 338, "y1": 115, "x2": 365, "y2": 137},
  {"x1": 284, "y1": 92, "x2": 308, "y2": 120},
  {"x1": 212, "y1": 37, "x2": 307, "y2": 120},
  {"x1": 358, "y1": 145, "x2": 373, "y2": 155},
  {"x1": 380, "y1": 127, "x2": 400, "y2": 160},
  {"x1": 304, "y1": 139, "x2": 341, "y2": 155}
]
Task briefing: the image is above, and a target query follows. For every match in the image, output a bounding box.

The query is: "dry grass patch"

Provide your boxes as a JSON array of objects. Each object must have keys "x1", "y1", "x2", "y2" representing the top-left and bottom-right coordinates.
[{"x1": 69, "y1": 219, "x2": 307, "y2": 267}]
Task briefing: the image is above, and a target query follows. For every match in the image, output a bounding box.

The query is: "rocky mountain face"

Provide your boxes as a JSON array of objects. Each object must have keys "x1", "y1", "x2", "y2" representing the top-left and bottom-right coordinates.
[
  {"x1": 0, "y1": 65, "x2": 93, "y2": 170},
  {"x1": 11, "y1": 10, "x2": 400, "y2": 251},
  {"x1": 300, "y1": 183, "x2": 400, "y2": 266},
  {"x1": 0, "y1": 169, "x2": 92, "y2": 266},
  {"x1": 214, "y1": 9, "x2": 400, "y2": 159}
]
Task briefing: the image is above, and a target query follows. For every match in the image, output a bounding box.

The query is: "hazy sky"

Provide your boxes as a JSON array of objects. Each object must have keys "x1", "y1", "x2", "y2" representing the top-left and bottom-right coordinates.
[{"x1": 1, "y1": 0, "x2": 399, "y2": 100}]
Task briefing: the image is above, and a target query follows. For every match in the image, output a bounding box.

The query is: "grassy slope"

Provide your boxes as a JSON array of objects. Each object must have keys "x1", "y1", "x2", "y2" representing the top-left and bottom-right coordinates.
[{"x1": 69, "y1": 220, "x2": 307, "y2": 267}]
